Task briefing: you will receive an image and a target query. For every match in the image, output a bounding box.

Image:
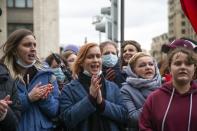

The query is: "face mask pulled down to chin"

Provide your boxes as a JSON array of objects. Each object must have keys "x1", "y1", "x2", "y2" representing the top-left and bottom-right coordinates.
[
  {"x1": 83, "y1": 70, "x2": 102, "y2": 77},
  {"x1": 16, "y1": 58, "x2": 36, "y2": 68}
]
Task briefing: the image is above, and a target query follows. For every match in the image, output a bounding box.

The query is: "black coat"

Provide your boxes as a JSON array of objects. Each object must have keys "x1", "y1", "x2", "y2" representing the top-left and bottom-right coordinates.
[
  {"x1": 0, "y1": 63, "x2": 21, "y2": 131},
  {"x1": 102, "y1": 60, "x2": 125, "y2": 88}
]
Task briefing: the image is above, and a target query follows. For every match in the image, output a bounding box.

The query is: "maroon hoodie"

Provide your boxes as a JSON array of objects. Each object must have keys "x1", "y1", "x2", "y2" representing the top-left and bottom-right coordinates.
[{"x1": 139, "y1": 81, "x2": 197, "y2": 131}]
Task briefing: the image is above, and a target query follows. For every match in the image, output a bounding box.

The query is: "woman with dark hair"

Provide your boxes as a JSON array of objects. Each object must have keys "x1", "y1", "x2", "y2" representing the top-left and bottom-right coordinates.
[
  {"x1": 139, "y1": 47, "x2": 197, "y2": 131},
  {"x1": 121, "y1": 40, "x2": 142, "y2": 70},
  {"x1": 61, "y1": 50, "x2": 77, "y2": 70},
  {"x1": 60, "y1": 42, "x2": 128, "y2": 131},
  {"x1": 45, "y1": 53, "x2": 67, "y2": 90},
  {"x1": 1, "y1": 29, "x2": 59, "y2": 131},
  {"x1": 61, "y1": 50, "x2": 77, "y2": 82}
]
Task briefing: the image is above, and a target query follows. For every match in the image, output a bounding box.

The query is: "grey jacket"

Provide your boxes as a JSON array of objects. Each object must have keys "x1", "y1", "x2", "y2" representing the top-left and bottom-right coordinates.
[{"x1": 121, "y1": 63, "x2": 161, "y2": 131}]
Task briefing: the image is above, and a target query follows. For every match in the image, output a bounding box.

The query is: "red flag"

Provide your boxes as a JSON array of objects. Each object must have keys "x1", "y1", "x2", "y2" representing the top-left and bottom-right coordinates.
[{"x1": 180, "y1": 0, "x2": 197, "y2": 33}]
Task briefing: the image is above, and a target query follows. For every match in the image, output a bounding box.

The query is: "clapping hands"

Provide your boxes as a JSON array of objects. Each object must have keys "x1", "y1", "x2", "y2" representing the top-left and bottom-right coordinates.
[
  {"x1": 28, "y1": 82, "x2": 53, "y2": 102},
  {"x1": 0, "y1": 95, "x2": 12, "y2": 119},
  {"x1": 89, "y1": 75, "x2": 102, "y2": 104}
]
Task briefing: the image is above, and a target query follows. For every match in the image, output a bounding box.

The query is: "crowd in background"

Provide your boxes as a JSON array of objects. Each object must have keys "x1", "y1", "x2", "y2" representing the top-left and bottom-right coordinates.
[{"x1": 0, "y1": 28, "x2": 197, "y2": 131}]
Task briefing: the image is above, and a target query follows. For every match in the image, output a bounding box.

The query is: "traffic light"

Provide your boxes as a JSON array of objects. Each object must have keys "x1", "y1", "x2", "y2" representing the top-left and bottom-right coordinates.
[
  {"x1": 101, "y1": 7, "x2": 111, "y2": 15},
  {"x1": 95, "y1": 16, "x2": 112, "y2": 40},
  {"x1": 93, "y1": 0, "x2": 119, "y2": 42},
  {"x1": 94, "y1": 6, "x2": 112, "y2": 40},
  {"x1": 95, "y1": 20, "x2": 105, "y2": 33},
  {"x1": 106, "y1": 20, "x2": 112, "y2": 40}
]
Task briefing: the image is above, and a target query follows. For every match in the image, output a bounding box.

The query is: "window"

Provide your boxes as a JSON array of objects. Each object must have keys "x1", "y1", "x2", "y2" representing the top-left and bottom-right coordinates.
[
  {"x1": 7, "y1": 23, "x2": 33, "y2": 36},
  {"x1": 7, "y1": 0, "x2": 14, "y2": 7},
  {"x1": 181, "y1": 21, "x2": 186, "y2": 26},
  {"x1": 7, "y1": 0, "x2": 33, "y2": 8},
  {"x1": 27, "y1": 0, "x2": 33, "y2": 8},
  {"x1": 15, "y1": 0, "x2": 25, "y2": 8},
  {"x1": 181, "y1": 14, "x2": 185, "y2": 18},
  {"x1": 169, "y1": 30, "x2": 174, "y2": 34},
  {"x1": 169, "y1": 37, "x2": 176, "y2": 42},
  {"x1": 181, "y1": 29, "x2": 186, "y2": 34}
]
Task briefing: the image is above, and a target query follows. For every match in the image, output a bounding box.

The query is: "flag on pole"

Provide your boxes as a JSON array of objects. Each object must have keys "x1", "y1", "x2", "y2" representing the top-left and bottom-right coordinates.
[{"x1": 180, "y1": 0, "x2": 197, "y2": 33}]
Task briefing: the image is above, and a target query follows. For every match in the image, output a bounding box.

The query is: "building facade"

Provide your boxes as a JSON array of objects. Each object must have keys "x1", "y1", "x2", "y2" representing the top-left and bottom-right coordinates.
[
  {"x1": 168, "y1": 0, "x2": 197, "y2": 41},
  {"x1": 150, "y1": 33, "x2": 168, "y2": 63},
  {"x1": 0, "y1": 0, "x2": 59, "y2": 58}
]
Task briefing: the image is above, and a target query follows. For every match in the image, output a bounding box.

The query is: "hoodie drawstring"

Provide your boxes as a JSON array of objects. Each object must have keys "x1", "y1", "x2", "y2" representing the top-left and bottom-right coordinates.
[
  {"x1": 161, "y1": 88, "x2": 175, "y2": 131},
  {"x1": 161, "y1": 88, "x2": 193, "y2": 131},
  {"x1": 188, "y1": 93, "x2": 193, "y2": 131}
]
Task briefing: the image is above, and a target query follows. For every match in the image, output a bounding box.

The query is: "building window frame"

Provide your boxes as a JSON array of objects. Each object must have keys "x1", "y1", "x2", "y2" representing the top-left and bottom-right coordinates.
[
  {"x1": 181, "y1": 21, "x2": 186, "y2": 26},
  {"x1": 7, "y1": 23, "x2": 33, "y2": 36},
  {"x1": 181, "y1": 29, "x2": 186, "y2": 34},
  {"x1": 7, "y1": 0, "x2": 33, "y2": 8}
]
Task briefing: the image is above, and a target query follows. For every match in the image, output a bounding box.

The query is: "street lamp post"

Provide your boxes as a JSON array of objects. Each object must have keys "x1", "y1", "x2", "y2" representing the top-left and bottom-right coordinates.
[
  {"x1": 0, "y1": 8, "x2": 2, "y2": 32},
  {"x1": 120, "y1": 0, "x2": 124, "y2": 46}
]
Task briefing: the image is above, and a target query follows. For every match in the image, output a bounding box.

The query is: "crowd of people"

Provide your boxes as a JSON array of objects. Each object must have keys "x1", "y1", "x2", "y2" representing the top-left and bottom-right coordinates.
[{"x1": 1, "y1": 28, "x2": 197, "y2": 131}]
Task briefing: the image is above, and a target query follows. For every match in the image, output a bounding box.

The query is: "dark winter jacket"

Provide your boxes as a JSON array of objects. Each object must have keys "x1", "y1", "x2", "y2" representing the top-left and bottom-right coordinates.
[
  {"x1": 60, "y1": 77, "x2": 128, "y2": 131},
  {"x1": 102, "y1": 61, "x2": 125, "y2": 88},
  {"x1": 139, "y1": 81, "x2": 197, "y2": 131},
  {"x1": 0, "y1": 63, "x2": 21, "y2": 131}
]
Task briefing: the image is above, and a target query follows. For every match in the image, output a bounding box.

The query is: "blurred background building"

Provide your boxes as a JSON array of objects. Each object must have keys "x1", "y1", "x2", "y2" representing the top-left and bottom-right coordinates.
[
  {"x1": 168, "y1": 0, "x2": 197, "y2": 41},
  {"x1": 150, "y1": 0, "x2": 197, "y2": 62},
  {"x1": 0, "y1": 0, "x2": 59, "y2": 58},
  {"x1": 150, "y1": 33, "x2": 168, "y2": 62}
]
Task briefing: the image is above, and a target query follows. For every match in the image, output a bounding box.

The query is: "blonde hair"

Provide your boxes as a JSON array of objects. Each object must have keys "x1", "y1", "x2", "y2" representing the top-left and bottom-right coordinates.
[{"x1": 129, "y1": 52, "x2": 152, "y2": 69}]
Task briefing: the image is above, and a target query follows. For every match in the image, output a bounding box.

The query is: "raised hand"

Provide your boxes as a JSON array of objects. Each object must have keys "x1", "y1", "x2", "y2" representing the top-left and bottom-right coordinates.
[
  {"x1": 28, "y1": 82, "x2": 53, "y2": 102},
  {"x1": 0, "y1": 95, "x2": 12, "y2": 118},
  {"x1": 97, "y1": 89, "x2": 102, "y2": 104},
  {"x1": 89, "y1": 75, "x2": 101, "y2": 98},
  {"x1": 42, "y1": 84, "x2": 53, "y2": 99},
  {"x1": 105, "y1": 68, "x2": 116, "y2": 81}
]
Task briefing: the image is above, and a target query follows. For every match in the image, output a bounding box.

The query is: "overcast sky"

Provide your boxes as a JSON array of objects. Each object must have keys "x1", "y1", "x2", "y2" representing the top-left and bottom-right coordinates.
[{"x1": 59, "y1": 0, "x2": 168, "y2": 51}]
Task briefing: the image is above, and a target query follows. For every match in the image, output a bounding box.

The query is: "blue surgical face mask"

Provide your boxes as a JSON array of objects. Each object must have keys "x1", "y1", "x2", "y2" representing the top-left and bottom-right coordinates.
[
  {"x1": 51, "y1": 67, "x2": 65, "y2": 82},
  {"x1": 16, "y1": 59, "x2": 36, "y2": 68},
  {"x1": 83, "y1": 70, "x2": 102, "y2": 77},
  {"x1": 102, "y1": 54, "x2": 118, "y2": 67}
]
